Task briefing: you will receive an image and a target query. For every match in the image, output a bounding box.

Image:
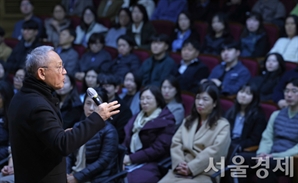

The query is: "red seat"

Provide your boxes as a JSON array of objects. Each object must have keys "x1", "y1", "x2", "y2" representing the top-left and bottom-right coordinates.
[
  {"x1": 132, "y1": 49, "x2": 151, "y2": 63},
  {"x1": 280, "y1": 0, "x2": 297, "y2": 15},
  {"x1": 73, "y1": 44, "x2": 86, "y2": 59},
  {"x1": 4, "y1": 38, "x2": 19, "y2": 49},
  {"x1": 285, "y1": 61, "x2": 298, "y2": 71},
  {"x1": 264, "y1": 23, "x2": 280, "y2": 50},
  {"x1": 75, "y1": 80, "x2": 83, "y2": 94},
  {"x1": 240, "y1": 57, "x2": 260, "y2": 77},
  {"x1": 69, "y1": 15, "x2": 81, "y2": 27},
  {"x1": 150, "y1": 20, "x2": 175, "y2": 35},
  {"x1": 104, "y1": 46, "x2": 118, "y2": 60},
  {"x1": 229, "y1": 22, "x2": 244, "y2": 41},
  {"x1": 181, "y1": 92, "x2": 195, "y2": 116},
  {"x1": 193, "y1": 21, "x2": 208, "y2": 45},
  {"x1": 42, "y1": 41, "x2": 54, "y2": 46},
  {"x1": 169, "y1": 52, "x2": 182, "y2": 65},
  {"x1": 198, "y1": 54, "x2": 221, "y2": 72},
  {"x1": 260, "y1": 102, "x2": 279, "y2": 121},
  {"x1": 98, "y1": 17, "x2": 112, "y2": 29},
  {"x1": 220, "y1": 97, "x2": 234, "y2": 113}
]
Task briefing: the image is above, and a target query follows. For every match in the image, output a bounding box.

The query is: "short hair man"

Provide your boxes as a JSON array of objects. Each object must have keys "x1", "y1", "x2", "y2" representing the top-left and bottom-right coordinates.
[
  {"x1": 207, "y1": 41, "x2": 251, "y2": 95},
  {"x1": 7, "y1": 46, "x2": 119, "y2": 182},
  {"x1": 138, "y1": 34, "x2": 177, "y2": 87}
]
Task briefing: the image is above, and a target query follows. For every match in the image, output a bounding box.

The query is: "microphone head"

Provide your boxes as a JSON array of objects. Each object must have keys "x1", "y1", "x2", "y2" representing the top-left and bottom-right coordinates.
[{"x1": 87, "y1": 87, "x2": 98, "y2": 98}]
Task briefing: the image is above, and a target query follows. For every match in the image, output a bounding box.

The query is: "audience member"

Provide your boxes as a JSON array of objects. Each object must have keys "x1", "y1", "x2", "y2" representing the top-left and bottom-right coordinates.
[
  {"x1": 55, "y1": 28, "x2": 79, "y2": 76},
  {"x1": 119, "y1": 72, "x2": 142, "y2": 115},
  {"x1": 151, "y1": 0, "x2": 188, "y2": 23},
  {"x1": 105, "y1": 8, "x2": 132, "y2": 48},
  {"x1": 201, "y1": 12, "x2": 233, "y2": 55},
  {"x1": 74, "y1": 6, "x2": 108, "y2": 47},
  {"x1": 80, "y1": 69, "x2": 100, "y2": 101},
  {"x1": 206, "y1": 41, "x2": 251, "y2": 96},
  {"x1": 137, "y1": 34, "x2": 176, "y2": 87},
  {"x1": 161, "y1": 75, "x2": 185, "y2": 129},
  {"x1": 252, "y1": 0, "x2": 286, "y2": 29},
  {"x1": 126, "y1": 4, "x2": 156, "y2": 49},
  {"x1": 0, "y1": 148, "x2": 14, "y2": 183},
  {"x1": 240, "y1": 11, "x2": 268, "y2": 57},
  {"x1": 6, "y1": 20, "x2": 41, "y2": 74},
  {"x1": 170, "y1": 11, "x2": 200, "y2": 52},
  {"x1": 188, "y1": 0, "x2": 220, "y2": 22},
  {"x1": 0, "y1": 61, "x2": 8, "y2": 82},
  {"x1": 123, "y1": 0, "x2": 155, "y2": 18},
  {"x1": 13, "y1": 68, "x2": 25, "y2": 94},
  {"x1": 97, "y1": 0, "x2": 124, "y2": 22},
  {"x1": 99, "y1": 73, "x2": 132, "y2": 144},
  {"x1": 255, "y1": 78, "x2": 298, "y2": 183},
  {"x1": 61, "y1": 0, "x2": 93, "y2": 16},
  {"x1": 123, "y1": 85, "x2": 175, "y2": 183},
  {"x1": 174, "y1": 39, "x2": 209, "y2": 94},
  {"x1": 251, "y1": 53, "x2": 285, "y2": 101},
  {"x1": 44, "y1": 4, "x2": 71, "y2": 47},
  {"x1": 159, "y1": 81, "x2": 231, "y2": 183},
  {"x1": 104, "y1": 35, "x2": 140, "y2": 83},
  {"x1": 223, "y1": 0, "x2": 250, "y2": 24},
  {"x1": 0, "y1": 27, "x2": 12, "y2": 62},
  {"x1": 75, "y1": 33, "x2": 111, "y2": 81},
  {"x1": 269, "y1": 15, "x2": 298, "y2": 63},
  {"x1": 55, "y1": 74, "x2": 83, "y2": 129},
  {"x1": 66, "y1": 87, "x2": 118, "y2": 183},
  {"x1": 12, "y1": 0, "x2": 44, "y2": 40}
]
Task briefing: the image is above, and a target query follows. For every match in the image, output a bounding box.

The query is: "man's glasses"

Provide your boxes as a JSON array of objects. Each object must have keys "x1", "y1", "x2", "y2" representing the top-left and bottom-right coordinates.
[{"x1": 41, "y1": 63, "x2": 65, "y2": 73}]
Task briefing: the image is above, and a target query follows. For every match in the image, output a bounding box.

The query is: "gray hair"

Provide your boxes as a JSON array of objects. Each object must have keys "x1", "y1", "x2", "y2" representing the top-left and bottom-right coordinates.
[{"x1": 26, "y1": 45, "x2": 54, "y2": 75}]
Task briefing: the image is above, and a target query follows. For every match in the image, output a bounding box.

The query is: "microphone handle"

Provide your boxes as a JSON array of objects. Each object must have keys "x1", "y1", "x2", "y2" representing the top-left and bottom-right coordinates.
[{"x1": 92, "y1": 97, "x2": 113, "y2": 120}]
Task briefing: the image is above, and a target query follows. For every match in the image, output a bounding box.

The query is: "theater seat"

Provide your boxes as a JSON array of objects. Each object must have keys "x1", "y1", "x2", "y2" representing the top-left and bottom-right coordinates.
[
  {"x1": 169, "y1": 52, "x2": 182, "y2": 65},
  {"x1": 132, "y1": 49, "x2": 151, "y2": 63},
  {"x1": 4, "y1": 38, "x2": 19, "y2": 49},
  {"x1": 181, "y1": 92, "x2": 195, "y2": 116},
  {"x1": 229, "y1": 22, "x2": 244, "y2": 41},
  {"x1": 73, "y1": 44, "x2": 86, "y2": 59},
  {"x1": 220, "y1": 97, "x2": 234, "y2": 114},
  {"x1": 285, "y1": 61, "x2": 298, "y2": 71},
  {"x1": 98, "y1": 17, "x2": 112, "y2": 29},
  {"x1": 198, "y1": 54, "x2": 221, "y2": 72},
  {"x1": 150, "y1": 20, "x2": 175, "y2": 35},
  {"x1": 193, "y1": 21, "x2": 208, "y2": 45},
  {"x1": 240, "y1": 57, "x2": 260, "y2": 77},
  {"x1": 260, "y1": 101, "x2": 279, "y2": 121},
  {"x1": 69, "y1": 15, "x2": 81, "y2": 27},
  {"x1": 264, "y1": 23, "x2": 280, "y2": 50},
  {"x1": 104, "y1": 46, "x2": 118, "y2": 60}
]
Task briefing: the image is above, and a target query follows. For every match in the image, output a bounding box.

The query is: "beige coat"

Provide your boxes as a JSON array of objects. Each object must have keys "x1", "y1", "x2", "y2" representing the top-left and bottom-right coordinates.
[{"x1": 159, "y1": 118, "x2": 231, "y2": 183}]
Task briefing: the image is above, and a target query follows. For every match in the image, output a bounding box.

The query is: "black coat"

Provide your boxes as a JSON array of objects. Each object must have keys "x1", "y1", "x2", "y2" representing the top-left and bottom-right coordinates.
[
  {"x1": 8, "y1": 75, "x2": 106, "y2": 183},
  {"x1": 67, "y1": 122, "x2": 118, "y2": 183}
]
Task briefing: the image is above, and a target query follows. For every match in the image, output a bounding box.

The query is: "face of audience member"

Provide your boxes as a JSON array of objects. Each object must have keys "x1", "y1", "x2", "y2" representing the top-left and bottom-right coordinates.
[
  {"x1": 20, "y1": 0, "x2": 33, "y2": 16},
  {"x1": 161, "y1": 80, "x2": 177, "y2": 103},
  {"x1": 56, "y1": 75, "x2": 73, "y2": 95},
  {"x1": 140, "y1": 89, "x2": 158, "y2": 116},
  {"x1": 237, "y1": 86, "x2": 253, "y2": 107},
  {"x1": 181, "y1": 43, "x2": 199, "y2": 62},
  {"x1": 117, "y1": 38, "x2": 132, "y2": 56},
  {"x1": 83, "y1": 9, "x2": 95, "y2": 25},
  {"x1": 284, "y1": 83, "x2": 298, "y2": 108},
  {"x1": 84, "y1": 96, "x2": 99, "y2": 117},
  {"x1": 178, "y1": 13, "x2": 190, "y2": 32},
  {"x1": 101, "y1": 83, "x2": 118, "y2": 101},
  {"x1": 13, "y1": 69, "x2": 25, "y2": 90},
  {"x1": 89, "y1": 40, "x2": 103, "y2": 53},
  {"x1": 132, "y1": 6, "x2": 143, "y2": 24},
  {"x1": 212, "y1": 15, "x2": 224, "y2": 34},
  {"x1": 119, "y1": 10, "x2": 130, "y2": 27},
  {"x1": 265, "y1": 54, "x2": 279, "y2": 72},
  {"x1": 53, "y1": 5, "x2": 66, "y2": 21},
  {"x1": 85, "y1": 70, "x2": 98, "y2": 88},
  {"x1": 151, "y1": 41, "x2": 168, "y2": 55},
  {"x1": 41, "y1": 51, "x2": 67, "y2": 90},
  {"x1": 285, "y1": 17, "x2": 297, "y2": 38},
  {"x1": 124, "y1": 72, "x2": 137, "y2": 94},
  {"x1": 59, "y1": 29, "x2": 73, "y2": 46},
  {"x1": 0, "y1": 63, "x2": 5, "y2": 79},
  {"x1": 22, "y1": 28, "x2": 38, "y2": 42},
  {"x1": 246, "y1": 16, "x2": 260, "y2": 32},
  {"x1": 221, "y1": 48, "x2": 239, "y2": 64},
  {"x1": 195, "y1": 92, "x2": 215, "y2": 117}
]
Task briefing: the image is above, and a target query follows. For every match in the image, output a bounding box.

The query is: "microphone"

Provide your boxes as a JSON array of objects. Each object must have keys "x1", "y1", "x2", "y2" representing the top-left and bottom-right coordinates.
[{"x1": 87, "y1": 87, "x2": 113, "y2": 120}]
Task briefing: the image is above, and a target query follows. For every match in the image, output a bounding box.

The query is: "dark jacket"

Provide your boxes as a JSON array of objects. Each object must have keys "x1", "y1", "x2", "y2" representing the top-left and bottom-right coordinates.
[
  {"x1": 0, "y1": 120, "x2": 8, "y2": 161},
  {"x1": 240, "y1": 32, "x2": 268, "y2": 57},
  {"x1": 67, "y1": 122, "x2": 118, "y2": 183},
  {"x1": 225, "y1": 106, "x2": 267, "y2": 149},
  {"x1": 202, "y1": 34, "x2": 232, "y2": 55},
  {"x1": 5, "y1": 38, "x2": 41, "y2": 74},
  {"x1": 8, "y1": 75, "x2": 106, "y2": 183}
]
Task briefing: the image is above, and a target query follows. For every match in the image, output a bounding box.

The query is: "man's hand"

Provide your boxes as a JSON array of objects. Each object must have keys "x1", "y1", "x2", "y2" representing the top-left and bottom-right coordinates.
[
  {"x1": 123, "y1": 155, "x2": 131, "y2": 165},
  {"x1": 67, "y1": 174, "x2": 78, "y2": 183},
  {"x1": 175, "y1": 162, "x2": 191, "y2": 176},
  {"x1": 1, "y1": 165, "x2": 14, "y2": 176},
  {"x1": 96, "y1": 101, "x2": 120, "y2": 121}
]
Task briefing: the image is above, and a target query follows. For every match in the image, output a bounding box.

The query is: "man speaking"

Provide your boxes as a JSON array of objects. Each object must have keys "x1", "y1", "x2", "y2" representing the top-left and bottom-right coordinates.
[{"x1": 7, "y1": 46, "x2": 120, "y2": 183}]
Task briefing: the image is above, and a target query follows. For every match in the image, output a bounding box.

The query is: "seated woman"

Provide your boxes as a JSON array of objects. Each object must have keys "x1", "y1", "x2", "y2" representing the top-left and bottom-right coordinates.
[
  {"x1": 44, "y1": 4, "x2": 71, "y2": 47},
  {"x1": 159, "y1": 81, "x2": 231, "y2": 183},
  {"x1": 79, "y1": 69, "x2": 100, "y2": 102},
  {"x1": 170, "y1": 11, "x2": 200, "y2": 52},
  {"x1": 105, "y1": 8, "x2": 132, "y2": 48},
  {"x1": 66, "y1": 87, "x2": 118, "y2": 183},
  {"x1": 161, "y1": 75, "x2": 185, "y2": 128},
  {"x1": 240, "y1": 11, "x2": 268, "y2": 58},
  {"x1": 251, "y1": 53, "x2": 285, "y2": 101},
  {"x1": 74, "y1": 6, "x2": 108, "y2": 47},
  {"x1": 55, "y1": 74, "x2": 83, "y2": 129},
  {"x1": 269, "y1": 15, "x2": 298, "y2": 63},
  {"x1": 119, "y1": 71, "x2": 142, "y2": 115},
  {"x1": 122, "y1": 85, "x2": 175, "y2": 183},
  {"x1": 201, "y1": 12, "x2": 232, "y2": 55},
  {"x1": 13, "y1": 68, "x2": 25, "y2": 94},
  {"x1": 74, "y1": 33, "x2": 111, "y2": 81},
  {"x1": 126, "y1": 4, "x2": 156, "y2": 50}
]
